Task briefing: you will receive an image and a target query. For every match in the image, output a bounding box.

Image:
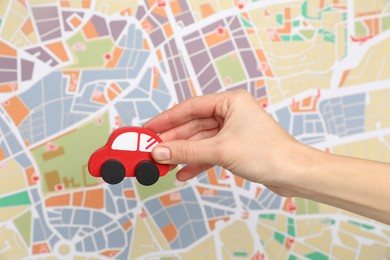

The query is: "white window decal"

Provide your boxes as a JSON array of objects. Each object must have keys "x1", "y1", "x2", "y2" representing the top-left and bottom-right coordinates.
[
  {"x1": 111, "y1": 132, "x2": 138, "y2": 151},
  {"x1": 139, "y1": 134, "x2": 158, "y2": 152}
]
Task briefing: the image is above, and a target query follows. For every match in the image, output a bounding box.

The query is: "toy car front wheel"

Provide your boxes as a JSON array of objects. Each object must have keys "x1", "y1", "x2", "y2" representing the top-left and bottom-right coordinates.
[
  {"x1": 135, "y1": 161, "x2": 160, "y2": 186},
  {"x1": 101, "y1": 160, "x2": 125, "y2": 184}
]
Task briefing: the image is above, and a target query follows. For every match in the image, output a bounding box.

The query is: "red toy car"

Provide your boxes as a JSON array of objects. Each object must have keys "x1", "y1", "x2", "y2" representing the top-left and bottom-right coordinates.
[{"x1": 88, "y1": 127, "x2": 169, "y2": 186}]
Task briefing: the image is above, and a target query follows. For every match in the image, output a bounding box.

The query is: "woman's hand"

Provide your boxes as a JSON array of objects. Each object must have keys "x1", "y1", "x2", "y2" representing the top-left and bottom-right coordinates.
[{"x1": 144, "y1": 90, "x2": 307, "y2": 196}]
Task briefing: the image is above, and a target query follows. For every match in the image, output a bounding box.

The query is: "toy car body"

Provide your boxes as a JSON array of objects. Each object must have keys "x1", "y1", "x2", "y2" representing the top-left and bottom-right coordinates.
[{"x1": 88, "y1": 127, "x2": 169, "y2": 186}]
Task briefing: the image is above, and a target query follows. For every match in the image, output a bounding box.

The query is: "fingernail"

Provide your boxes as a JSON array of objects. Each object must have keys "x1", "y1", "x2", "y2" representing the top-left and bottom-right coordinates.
[{"x1": 153, "y1": 147, "x2": 170, "y2": 161}]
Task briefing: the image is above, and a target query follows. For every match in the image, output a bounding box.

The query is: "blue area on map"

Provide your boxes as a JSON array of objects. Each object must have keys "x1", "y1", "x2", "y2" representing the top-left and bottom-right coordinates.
[
  {"x1": 319, "y1": 93, "x2": 366, "y2": 137},
  {"x1": 201, "y1": 189, "x2": 236, "y2": 208},
  {"x1": 292, "y1": 115, "x2": 304, "y2": 136},
  {"x1": 126, "y1": 87, "x2": 149, "y2": 98},
  {"x1": 107, "y1": 228, "x2": 126, "y2": 248},
  {"x1": 145, "y1": 198, "x2": 163, "y2": 214},
  {"x1": 73, "y1": 209, "x2": 91, "y2": 225},
  {"x1": 275, "y1": 107, "x2": 291, "y2": 132},
  {"x1": 105, "y1": 190, "x2": 117, "y2": 214},
  {"x1": 18, "y1": 72, "x2": 89, "y2": 145},
  {"x1": 115, "y1": 101, "x2": 137, "y2": 125},
  {"x1": 135, "y1": 101, "x2": 160, "y2": 119},
  {"x1": 204, "y1": 206, "x2": 234, "y2": 219},
  {"x1": 117, "y1": 198, "x2": 127, "y2": 213},
  {"x1": 92, "y1": 211, "x2": 112, "y2": 227},
  {"x1": 6, "y1": 132, "x2": 22, "y2": 154},
  {"x1": 73, "y1": 83, "x2": 105, "y2": 112},
  {"x1": 168, "y1": 204, "x2": 188, "y2": 227},
  {"x1": 154, "y1": 210, "x2": 170, "y2": 229},
  {"x1": 33, "y1": 204, "x2": 55, "y2": 243},
  {"x1": 117, "y1": 229, "x2": 134, "y2": 260}
]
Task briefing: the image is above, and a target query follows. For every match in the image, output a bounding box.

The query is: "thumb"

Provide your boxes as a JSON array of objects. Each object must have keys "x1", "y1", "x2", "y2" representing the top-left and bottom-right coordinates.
[{"x1": 151, "y1": 139, "x2": 218, "y2": 165}]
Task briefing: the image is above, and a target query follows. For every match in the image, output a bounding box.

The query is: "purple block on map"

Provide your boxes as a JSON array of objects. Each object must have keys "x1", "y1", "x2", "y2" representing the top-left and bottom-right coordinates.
[
  {"x1": 202, "y1": 20, "x2": 225, "y2": 35},
  {"x1": 256, "y1": 86, "x2": 267, "y2": 98},
  {"x1": 91, "y1": 16, "x2": 109, "y2": 36},
  {"x1": 0, "y1": 57, "x2": 17, "y2": 69},
  {"x1": 190, "y1": 51, "x2": 210, "y2": 74},
  {"x1": 26, "y1": 47, "x2": 59, "y2": 67},
  {"x1": 150, "y1": 28, "x2": 165, "y2": 47},
  {"x1": 180, "y1": 80, "x2": 192, "y2": 99},
  {"x1": 178, "y1": 0, "x2": 190, "y2": 11},
  {"x1": 152, "y1": 10, "x2": 168, "y2": 24},
  {"x1": 233, "y1": 29, "x2": 245, "y2": 37},
  {"x1": 41, "y1": 28, "x2": 62, "y2": 41},
  {"x1": 228, "y1": 16, "x2": 242, "y2": 31},
  {"x1": 203, "y1": 77, "x2": 222, "y2": 94},
  {"x1": 136, "y1": 6, "x2": 146, "y2": 20},
  {"x1": 183, "y1": 30, "x2": 200, "y2": 42},
  {"x1": 37, "y1": 20, "x2": 60, "y2": 35},
  {"x1": 0, "y1": 71, "x2": 17, "y2": 83},
  {"x1": 175, "y1": 57, "x2": 186, "y2": 79},
  {"x1": 210, "y1": 41, "x2": 234, "y2": 59},
  {"x1": 197, "y1": 64, "x2": 216, "y2": 86},
  {"x1": 235, "y1": 37, "x2": 251, "y2": 49},
  {"x1": 21, "y1": 59, "x2": 34, "y2": 81},
  {"x1": 240, "y1": 50, "x2": 262, "y2": 78},
  {"x1": 62, "y1": 11, "x2": 84, "y2": 31},
  {"x1": 110, "y1": 21, "x2": 127, "y2": 41},
  {"x1": 169, "y1": 40, "x2": 179, "y2": 56},
  {"x1": 32, "y1": 6, "x2": 58, "y2": 20},
  {"x1": 176, "y1": 12, "x2": 195, "y2": 27},
  {"x1": 168, "y1": 59, "x2": 178, "y2": 82},
  {"x1": 174, "y1": 82, "x2": 185, "y2": 101},
  {"x1": 185, "y1": 38, "x2": 206, "y2": 54},
  {"x1": 164, "y1": 43, "x2": 172, "y2": 57}
]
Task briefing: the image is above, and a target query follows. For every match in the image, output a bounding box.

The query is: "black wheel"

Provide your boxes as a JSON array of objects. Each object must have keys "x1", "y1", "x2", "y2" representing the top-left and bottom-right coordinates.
[
  {"x1": 135, "y1": 161, "x2": 160, "y2": 186},
  {"x1": 101, "y1": 160, "x2": 125, "y2": 185}
]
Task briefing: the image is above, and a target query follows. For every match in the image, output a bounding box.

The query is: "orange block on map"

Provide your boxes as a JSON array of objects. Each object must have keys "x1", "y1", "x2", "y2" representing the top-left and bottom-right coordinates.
[
  {"x1": 100, "y1": 250, "x2": 120, "y2": 258},
  {"x1": 32, "y1": 243, "x2": 50, "y2": 254},
  {"x1": 106, "y1": 47, "x2": 124, "y2": 68},
  {"x1": 0, "y1": 41, "x2": 16, "y2": 56},
  {"x1": 160, "y1": 192, "x2": 182, "y2": 207},
  {"x1": 205, "y1": 30, "x2": 231, "y2": 48},
  {"x1": 60, "y1": 0, "x2": 70, "y2": 7},
  {"x1": 72, "y1": 191, "x2": 84, "y2": 206},
  {"x1": 3, "y1": 96, "x2": 29, "y2": 126},
  {"x1": 124, "y1": 189, "x2": 135, "y2": 198},
  {"x1": 0, "y1": 83, "x2": 18, "y2": 93},
  {"x1": 82, "y1": 20, "x2": 99, "y2": 39},
  {"x1": 82, "y1": 0, "x2": 91, "y2": 8},
  {"x1": 170, "y1": 0, "x2": 182, "y2": 15},
  {"x1": 208, "y1": 217, "x2": 229, "y2": 231},
  {"x1": 84, "y1": 188, "x2": 104, "y2": 209},
  {"x1": 107, "y1": 83, "x2": 122, "y2": 101},
  {"x1": 162, "y1": 223, "x2": 177, "y2": 243},
  {"x1": 200, "y1": 3, "x2": 215, "y2": 18},
  {"x1": 25, "y1": 166, "x2": 36, "y2": 186},
  {"x1": 46, "y1": 42, "x2": 69, "y2": 62},
  {"x1": 46, "y1": 194, "x2": 71, "y2": 207},
  {"x1": 0, "y1": 147, "x2": 6, "y2": 160},
  {"x1": 122, "y1": 220, "x2": 132, "y2": 231},
  {"x1": 21, "y1": 18, "x2": 34, "y2": 36}
]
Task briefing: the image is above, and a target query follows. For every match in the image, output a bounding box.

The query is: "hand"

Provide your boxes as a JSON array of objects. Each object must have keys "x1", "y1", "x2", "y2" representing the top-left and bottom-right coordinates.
[{"x1": 144, "y1": 90, "x2": 308, "y2": 196}]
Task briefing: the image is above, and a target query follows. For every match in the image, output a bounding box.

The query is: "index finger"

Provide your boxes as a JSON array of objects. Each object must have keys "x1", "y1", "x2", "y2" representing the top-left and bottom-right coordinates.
[{"x1": 144, "y1": 92, "x2": 222, "y2": 134}]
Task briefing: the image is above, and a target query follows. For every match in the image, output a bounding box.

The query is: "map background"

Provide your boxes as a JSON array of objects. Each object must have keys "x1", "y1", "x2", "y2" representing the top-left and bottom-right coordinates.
[{"x1": 0, "y1": 0, "x2": 390, "y2": 259}]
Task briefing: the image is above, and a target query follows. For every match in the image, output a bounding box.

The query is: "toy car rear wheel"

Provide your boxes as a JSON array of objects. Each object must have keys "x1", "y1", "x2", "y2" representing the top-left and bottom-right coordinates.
[
  {"x1": 135, "y1": 161, "x2": 160, "y2": 186},
  {"x1": 101, "y1": 160, "x2": 125, "y2": 185}
]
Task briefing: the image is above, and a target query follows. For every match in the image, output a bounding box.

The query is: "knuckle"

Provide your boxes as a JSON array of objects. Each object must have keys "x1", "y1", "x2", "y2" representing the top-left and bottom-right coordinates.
[{"x1": 179, "y1": 143, "x2": 195, "y2": 163}]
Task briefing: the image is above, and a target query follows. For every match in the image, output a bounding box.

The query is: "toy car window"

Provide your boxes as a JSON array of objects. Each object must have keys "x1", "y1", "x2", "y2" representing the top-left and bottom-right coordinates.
[
  {"x1": 111, "y1": 132, "x2": 138, "y2": 151},
  {"x1": 139, "y1": 134, "x2": 158, "y2": 152}
]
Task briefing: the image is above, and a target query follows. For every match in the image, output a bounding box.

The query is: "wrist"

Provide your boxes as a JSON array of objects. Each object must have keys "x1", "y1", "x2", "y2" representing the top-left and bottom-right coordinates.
[{"x1": 277, "y1": 143, "x2": 327, "y2": 198}]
